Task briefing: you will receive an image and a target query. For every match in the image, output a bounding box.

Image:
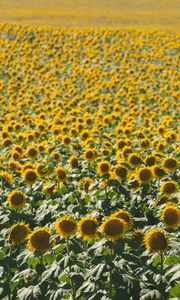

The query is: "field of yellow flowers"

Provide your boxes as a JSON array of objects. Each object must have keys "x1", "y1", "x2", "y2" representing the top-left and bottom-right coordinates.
[{"x1": 0, "y1": 21, "x2": 179, "y2": 300}]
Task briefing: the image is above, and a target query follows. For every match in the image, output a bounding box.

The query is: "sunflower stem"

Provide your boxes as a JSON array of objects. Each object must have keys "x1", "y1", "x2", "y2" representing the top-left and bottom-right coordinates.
[
  {"x1": 105, "y1": 184, "x2": 108, "y2": 201},
  {"x1": 66, "y1": 239, "x2": 76, "y2": 300},
  {"x1": 88, "y1": 161, "x2": 91, "y2": 176},
  {"x1": 29, "y1": 185, "x2": 34, "y2": 214},
  {"x1": 109, "y1": 246, "x2": 114, "y2": 298},
  {"x1": 160, "y1": 251, "x2": 164, "y2": 273},
  {"x1": 40, "y1": 253, "x2": 43, "y2": 265},
  {"x1": 57, "y1": 180, "x2": 60, "y2": 192},
  {"x1": 7, "y1": 246, "x2": 12, "y2": 300}
]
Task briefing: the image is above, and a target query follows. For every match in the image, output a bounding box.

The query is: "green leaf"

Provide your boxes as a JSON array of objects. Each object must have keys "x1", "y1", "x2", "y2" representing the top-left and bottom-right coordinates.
[
  {"x1": 0, "y1": 250, "x2": 5, "y2": 260},
  {"x1": 43, "y1": 253, "x2": 55, "y2": 264},
  {"x1": 169, "y1": 284, "x2": 180, "y2": 298},
  {"x1": 59, "y1": 274, "x2": 71, "y2": 283},
  {"x1": 140, "y1": 289, "x2": 162, "y2": 300},
  {"x1": 18, "y1": 285, "x2": 42, "y2": 300},
  {"x1": 165, "y1": 255, "x2": 180, "y2": 266},
  {"x1": 28, "y1": 257, "x2": 39, "y2": 268},
  {"x1": 166, "y1": 264, "x2": 180, "y2": 276},
  {"x1": 52, "y1": 243, "x2": 65, "y2": 254},
  {"x1": 169, "y1": 271, "x2": 180, "y2": 283},
  {"x1": 49, "y1": 289, "x2": 63, "y2": 300}
]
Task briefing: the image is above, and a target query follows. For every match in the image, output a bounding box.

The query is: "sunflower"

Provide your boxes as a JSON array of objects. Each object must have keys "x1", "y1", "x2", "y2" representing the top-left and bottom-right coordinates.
[
  {"x1": 132, "y1": 230, "x2": 144, "y2": 247},
  {"x1": 22, "y1": 162, "x2": 33, "y2": 172},
  {"x1": 84, "y1": 149, "x2": 95, "y2": 161},
  {"x1": 128, "y1": 174, "x2": 140, "y2": 191},
  {"x1": 77, "y1": 217, "x2": 98, "y2": 241},
  {"x1": 128, "y1": 153, "x2": 143, "y2": 167},
  {"x1": 11, "y1": 150, "x2": 21, "y2": 161},
  {"x1": 152, "y1": 166, "x2": 166, "y2": 179},
  {"x1": 43, "y1": 182, "x2": 56, "y2": 196},
  {"x1": 79, "y1": 177, "x2": 93, "y2": 193},
  {"x1": 27, "y1": 146, "x2": 38, "y2": 159},
  {"x1": 7, "y1": 190, "x2": 26, "y2": 209},
  {"x1": 155, "y1": 196, "x2": 169, "y2": 207},
  {"x1": 161, "y1": 203, "x2": 180, "y2": 229},
  {"x1": 145, "y1": 155, "x2": 156, "y2": 166},
  {"x1": 160, "y1": 181, "x2": 178, "y2": 196},
  {"x1": 8, "y1": 160, "x2": 21, "y2": 172},
  {"x1": 116, "y1": 139, "x2": 126, "y2": 150},
  {"x1": 141, "y1": 139, "x2": 150, "y2": 150},
  {"x1": 54, "y1": 216, "x2": 77, "y2": 238},
  {"x1": 9, "y1": 222, "x2": 30, "y2": 245},
  {"x1": 162, "y1": 157, "x2": 178, "y2": 172},
  {"x1": 51, "y1": 152, "x2": 61, "y2": 161},
  {"x1": 137, "y1": 167, "x2": 153, "y2": 184},
  {"x1": 28, "y1": 228, "x2": 51, "y2": 252},
  {"x1": 63, "y1": 135, "x2": 71, "y2": 146},
  {"x1": 0, "y1": 171, "x2": 13, "y2": 184},
  {"x1": 2, "y1": 138, "x2": 12, "y2": 147},
  {"x1": 22, "y1": 169, "x2": 38, "y2": 185},
  {"x1": 69, "y1": 155, "x2": 79, "y2": 168},
  {"x1": 111, "y1": 209, "x2": 133, "y2": 230},
  {"x1": 56, "y1": 167, "x2": 67, "y2": 182},
  {"x1": 100, "y1": 217, "x2": 126, "y2": 241},
  {"x1": 114, "y1": 165, "x2": 128, "y2": 180},
  {"x1": 35, "y1": 163, "x2": 49, "y2": 178},
  {"x1": 144, "y1": 229, "x2": 168, "y2": 252},
  {"x1": 81, "y1": 130, "x2": 90, "y2": 140},
  {"x1": 97, "y1": 160, "x2": 111, "y2": 175}
]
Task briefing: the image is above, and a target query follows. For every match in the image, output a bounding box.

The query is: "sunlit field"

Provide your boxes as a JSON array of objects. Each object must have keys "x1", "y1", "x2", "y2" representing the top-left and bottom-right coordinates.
[
  {"x1": 0, "y1": 0, "x2": 180, "y2": 29},
  {"x1": 0, "y1": 1, "x2": 179, "y2": 300}
]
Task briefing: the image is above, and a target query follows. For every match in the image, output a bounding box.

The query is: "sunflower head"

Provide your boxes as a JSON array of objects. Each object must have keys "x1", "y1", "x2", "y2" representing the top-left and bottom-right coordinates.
[
  {"x1": 9, "y1": 222, "x2": 30, "y2": 245},
  {"x1": 114, "y1": 165, "x2": 128, "y2": 180},
  {"x1": 84, "y1": 149, "x2": 95, "y2": 161},
  {"x1": 43, "y1": 182, "x2": 56, "y2": 196},
  {"x1": 22, "y1": 169, "x2": 38, "y2": 185},
  {"x1": 36, "y1": 163, "x2": 49, "y2": 178},
  {"x1": 138, "y1": 167, "x2": 153, "y2": 184},
  {"x1": 97, "y1": 160, "x2": 111, "y2": 175},
  {"x1": 28, "y1": 228, "x2": 51, "y2": 252},
  {"x1": 69, "y1": 156, "x2": 79, "y2": 168},
  {"x1": 144, "y1": 229, "x2": 168, "y2": 252},
  {"x1": 111, "y1": 209, "x2": 133, "y2": 230},
  {"x1": 54, "y1": 216, "x2": 77, "y2": 238},
  {"x1": 132, "y1": 230, "x2": 144, "y2": 247},
  {"x1": 22, "y1": 163, "x2": 33, "y2": 172},
  {"x1": 8, "y1": 160, "x2": 21, "y2": 171},
  {"x1": 56, "y1": 167, "x2": 67, "y2": 182},
  {"x1": 160, "y1": 181, "x2": 178, "y2": 196},
  {"x1": 116, "y1": 139, "x2": 126, "y2": 150},
  {"x1": 100, "y1": 217, "x2": 126, "y2": 241},
  {"x1": 161, "y1": 203, "x2": 180, "y2": 229},
  {"x1": 7, "y1": 190, "x2": 26, "y2": 209},
  {"x1": 0, "y1": 171, "x2": 13, "y2": 184},
  {"x1": 79, "y1": 177, "x2": 93, "y2": 193},
  {"x1": 128, "y1": 153, "x2": 143, "y2": 167},
  {"x1": 162, "y1": 157, "x2": 178, "y2": 172},
  {"x1": 155, "y1": 195, "x2": 169, "y2": 207},
  {"x1": 77, "y1": 217, "x2": 98, "y2": 241},
  {"x1": 152, "y1": 166, "x2": 166, "y2": 179},
  {"x1": 63, "y1": 135, "x2": 71, "y2": 146},
  {"x1": 27, "y1": 146, "x2": 38, "y2": 159},
  {"x1": 145, "y1": 155, "x2": 156, "y2": 166}
]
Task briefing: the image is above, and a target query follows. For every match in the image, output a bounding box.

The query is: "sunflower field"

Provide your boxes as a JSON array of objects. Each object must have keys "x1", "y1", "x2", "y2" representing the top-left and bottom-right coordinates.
[{"x1": 0, "y1": 22, "x2": 180, "y2": 300}]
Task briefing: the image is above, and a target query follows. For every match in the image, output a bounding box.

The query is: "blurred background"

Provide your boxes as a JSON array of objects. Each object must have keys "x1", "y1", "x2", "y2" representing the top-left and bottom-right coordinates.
[{"x1": 0, "y1": 0, "x2": 179, "y2": 30}]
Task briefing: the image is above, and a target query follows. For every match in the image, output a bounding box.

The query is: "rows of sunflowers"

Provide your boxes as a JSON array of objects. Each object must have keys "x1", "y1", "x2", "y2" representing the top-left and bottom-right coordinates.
[{"x1": 0, "y1": 23, "x2": 179, "y2": 300}]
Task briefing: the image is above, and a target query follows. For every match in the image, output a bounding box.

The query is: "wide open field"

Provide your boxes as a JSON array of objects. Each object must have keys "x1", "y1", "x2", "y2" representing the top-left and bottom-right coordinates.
[
  {"x1": 0, "y1": 0, "x2": 180, "y2": 30},
  {"x1": 0, "y1": 1, "x2": 180, "y2": 300}
]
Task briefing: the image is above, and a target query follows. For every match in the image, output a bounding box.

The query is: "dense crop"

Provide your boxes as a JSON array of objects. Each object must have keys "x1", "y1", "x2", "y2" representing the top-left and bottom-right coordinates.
[{"x1": 0, "y1": 23, "x2": 179, "y2": 300}]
